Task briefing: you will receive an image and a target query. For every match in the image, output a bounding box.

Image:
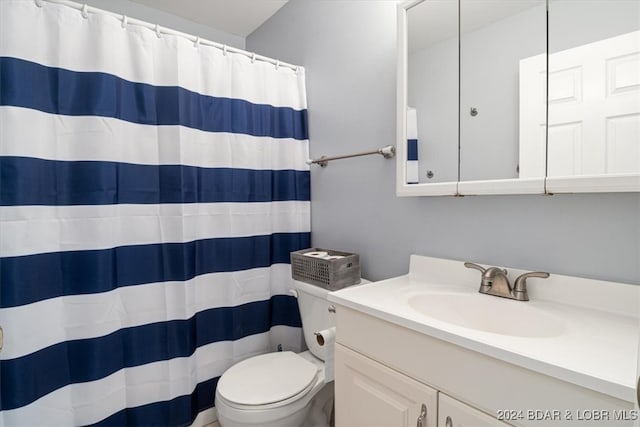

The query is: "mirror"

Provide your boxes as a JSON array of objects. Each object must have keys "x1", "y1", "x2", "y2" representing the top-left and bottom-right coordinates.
[
  {"x1": 459, "y1": 0, "x2": 546, "y2": 185},
  {"x1": 406, "y1": 0, "x2": 459, "y2": 185},
  {"x1": 545, "y1": 0, "x2": 640, "y2": 192},
  {"x1": 397, "y1": 0, "x2": 640, "y2": 196}
]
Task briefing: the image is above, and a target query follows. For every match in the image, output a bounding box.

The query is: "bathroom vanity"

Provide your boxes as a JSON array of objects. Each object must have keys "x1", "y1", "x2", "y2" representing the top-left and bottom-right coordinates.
[{"x1": 328, "y1": 256, "x2": 639, "y2": 426}]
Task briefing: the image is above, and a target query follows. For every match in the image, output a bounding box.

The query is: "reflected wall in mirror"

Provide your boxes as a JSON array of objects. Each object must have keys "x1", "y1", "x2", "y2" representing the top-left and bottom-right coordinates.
[
  {"x1": 459, "y1": 0, "x2": 546, "y2": 182},
  {"x1": 407, "y1": 0, "x2": 458, "y2": 184},
  {"x1": 546, "y1": 0, "x2": 640, "y2": 179}
]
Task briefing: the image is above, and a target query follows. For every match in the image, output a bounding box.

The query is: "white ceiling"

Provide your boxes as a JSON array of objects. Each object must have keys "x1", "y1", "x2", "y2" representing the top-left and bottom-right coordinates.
[{"x1": 130, "y1": 0, "x2": 289, "y2": 37}]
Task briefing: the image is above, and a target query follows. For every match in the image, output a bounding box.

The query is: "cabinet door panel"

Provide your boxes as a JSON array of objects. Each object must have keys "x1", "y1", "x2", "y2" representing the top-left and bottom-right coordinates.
[
  {"x1": 439, "y1": 393, "x2": 511, "y2": 427},
  {"x1": 335, "y1": 344, "x2": 438, "y2": 427}
]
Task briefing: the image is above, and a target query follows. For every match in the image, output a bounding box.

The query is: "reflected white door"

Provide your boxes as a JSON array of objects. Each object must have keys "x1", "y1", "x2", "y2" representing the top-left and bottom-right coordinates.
[
  {"x1": 520, "y1": 30, "x2": 640, "y2": 178},
  {"x1": 547, "y1": 30, "x2": 640, "y2": 176}
]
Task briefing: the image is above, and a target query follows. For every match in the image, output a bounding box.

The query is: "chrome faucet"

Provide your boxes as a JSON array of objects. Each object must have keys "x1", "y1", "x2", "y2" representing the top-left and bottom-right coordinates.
[{"x1": 464, "y1": 262, "x2": 549, "y2": 301}]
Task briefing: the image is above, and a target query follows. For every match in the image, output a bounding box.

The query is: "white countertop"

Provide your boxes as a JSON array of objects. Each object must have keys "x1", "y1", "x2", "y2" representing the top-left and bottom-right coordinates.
[{"x1": 328, "y1": 255, "x2": 639, "y2": 403}]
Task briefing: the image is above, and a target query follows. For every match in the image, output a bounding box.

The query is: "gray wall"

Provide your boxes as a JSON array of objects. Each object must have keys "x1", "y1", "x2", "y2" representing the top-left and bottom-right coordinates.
[
  {"x1": 248, "y1": 0, "x2": 640, "y2": 285},
  {"x1": 550, "y1": 0, "x2": 640, "y2": 53},
  {"x1": 83, "y1": 0, "x2": 244, "y2": 49}
]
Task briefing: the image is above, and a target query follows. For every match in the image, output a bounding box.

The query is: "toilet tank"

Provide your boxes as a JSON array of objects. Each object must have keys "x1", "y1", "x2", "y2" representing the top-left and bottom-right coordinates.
[{"x1": 293, "y1": 280, "x2": 334, "y2": 361}]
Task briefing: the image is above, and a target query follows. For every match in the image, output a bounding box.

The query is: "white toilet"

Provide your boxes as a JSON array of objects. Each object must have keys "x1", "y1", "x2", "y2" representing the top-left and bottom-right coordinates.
[{"x1": 215, "y1": 279, "x2": 338, "y2": 427}]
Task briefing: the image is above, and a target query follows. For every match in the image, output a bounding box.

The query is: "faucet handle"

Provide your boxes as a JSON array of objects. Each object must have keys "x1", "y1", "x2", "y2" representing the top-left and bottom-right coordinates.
[
  {"x1": 464, "y1": 262, "x2": 486, "y2": 273},
  {"x1": 464, "y1": 262, "x2": 494, "y2": 293},
  {"x1": 513, "y1": 271, "x2": 550, "y2": 300}
]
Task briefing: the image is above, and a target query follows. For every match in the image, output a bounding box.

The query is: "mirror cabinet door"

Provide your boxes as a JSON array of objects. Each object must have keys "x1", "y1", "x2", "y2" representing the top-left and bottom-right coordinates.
[
  {"x1": 398, "y1": 0, "x2": 639, "y2": 196},
  {"x1": 459, "y1": 0, "x2": 547, "y2": 185},
  {"x1": 546, "y1": 0, "x2": 640, "y2": 192},
  {"x1": 406, "y1": 0, "x2": 459, "y2": 185}
]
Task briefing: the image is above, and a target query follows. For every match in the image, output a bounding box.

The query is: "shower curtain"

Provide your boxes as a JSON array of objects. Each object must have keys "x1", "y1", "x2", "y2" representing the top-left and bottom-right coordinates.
[{"x1": 0, "y1": 0, "x2": 310, "y2": 425}]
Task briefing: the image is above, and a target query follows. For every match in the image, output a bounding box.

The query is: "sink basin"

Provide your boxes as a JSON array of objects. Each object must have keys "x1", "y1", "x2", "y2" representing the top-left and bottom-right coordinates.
[{"x1": 408, "y1": 292, "x2": 565, "y2": 337}]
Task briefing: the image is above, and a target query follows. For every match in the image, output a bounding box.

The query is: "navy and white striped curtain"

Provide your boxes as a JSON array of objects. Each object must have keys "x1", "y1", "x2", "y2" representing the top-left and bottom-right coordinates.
[{"x1": 0, "y1": 0, "x2": 310, "y2": 425}]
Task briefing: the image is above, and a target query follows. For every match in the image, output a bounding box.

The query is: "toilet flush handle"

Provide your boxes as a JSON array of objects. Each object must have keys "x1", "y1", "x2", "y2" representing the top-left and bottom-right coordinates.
[{"x1": 327, "y1": 305, "x2": 336, "y2": 313}]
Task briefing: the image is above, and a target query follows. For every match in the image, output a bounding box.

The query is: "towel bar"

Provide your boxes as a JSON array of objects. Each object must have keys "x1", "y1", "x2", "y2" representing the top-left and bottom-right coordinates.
[{"x1": 307, "y1": 145, "x2": 395, "y2": 167}]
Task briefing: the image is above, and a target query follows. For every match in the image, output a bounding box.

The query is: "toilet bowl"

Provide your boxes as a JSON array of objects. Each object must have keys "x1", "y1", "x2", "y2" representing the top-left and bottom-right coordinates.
[
  {"x1": 215, "y1": 351, "x2": 333, "y2": 427},
  {"x1": 215, "y1": 279, "x2": 345, "y2": 427}
]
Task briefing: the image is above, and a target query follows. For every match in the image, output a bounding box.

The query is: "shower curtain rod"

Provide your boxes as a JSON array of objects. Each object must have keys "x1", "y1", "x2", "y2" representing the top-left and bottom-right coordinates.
[
  {"x1": 307, "y1": 145, "x2": 396, "y2": 167},
  {"x1": 33, "y1": 0, "x2": 301, "y2": 72}
]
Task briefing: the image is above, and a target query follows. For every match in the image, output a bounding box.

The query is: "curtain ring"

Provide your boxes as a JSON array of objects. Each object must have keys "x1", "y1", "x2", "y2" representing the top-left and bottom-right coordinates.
[
  {"x1": 222, "y1": 45, "x2": 227, "y2": 56},
  {"x1": 193, "y1": 36, "x2": 200, "y2": 48},
  {"x1": 275, "y1": 60, "x2": 280, "y2": 70},
  {"x1": 251, "y1": 52, "x2": 256, "y2": 64},
  {"x1": 35, "y1": 0, "x2": 43, "y2": 8},
  {"x1": 81, "y1": 4, "x2": 89, "y2": 19},
  {"x1": 121, "y1": 15, "x2": 128, "y2": 29},
  {"x1": 155, "y1": 24, "x2": 162, "y2": 38},
  {"x1": 295, "y1": 66, "x2": 300, "y2": 75}
]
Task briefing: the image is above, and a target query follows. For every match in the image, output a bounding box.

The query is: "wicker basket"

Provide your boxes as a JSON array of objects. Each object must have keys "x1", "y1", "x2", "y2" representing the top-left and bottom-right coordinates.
[{"x1": 290, "y1": 248, "x2": 361, "y2": 291}]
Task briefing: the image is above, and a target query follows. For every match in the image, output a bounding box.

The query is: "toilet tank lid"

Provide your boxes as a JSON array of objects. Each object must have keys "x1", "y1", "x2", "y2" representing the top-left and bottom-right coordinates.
[
  {"x1": 217, "y1": 351, "x2": 318, "y2": 406},
  {"x1": 293, "y1": 279, "x2": 330, "y2": 298}
]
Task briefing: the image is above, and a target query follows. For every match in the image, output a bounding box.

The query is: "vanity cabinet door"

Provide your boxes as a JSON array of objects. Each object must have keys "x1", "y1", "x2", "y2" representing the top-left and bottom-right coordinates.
[
  {"x1": 335, "y1": 343, "x2": 438, "y2": 427},
  {"x1": 438, "y1": 393, "x2": 511, "y2": 427}
]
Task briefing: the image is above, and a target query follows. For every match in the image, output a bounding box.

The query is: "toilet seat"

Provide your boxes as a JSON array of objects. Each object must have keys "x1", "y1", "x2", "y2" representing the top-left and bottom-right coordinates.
[{"x1": 216, "y1": 351, "x2": 319, "y2": 409}]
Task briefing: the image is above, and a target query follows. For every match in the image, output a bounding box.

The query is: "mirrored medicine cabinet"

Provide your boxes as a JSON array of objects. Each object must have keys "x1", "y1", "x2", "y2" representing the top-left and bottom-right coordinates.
[{"x1": 396, "y1": 0, "x2": 640, "y2": 196}]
